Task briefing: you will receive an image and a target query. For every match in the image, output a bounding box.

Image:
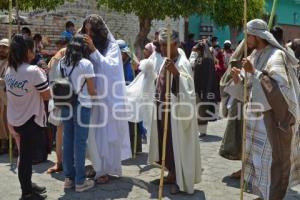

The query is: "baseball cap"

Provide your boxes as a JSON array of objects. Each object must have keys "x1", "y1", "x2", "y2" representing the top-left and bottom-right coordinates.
[
  {"x1": 0, "y1": 39, "x2": 9, "y2": 47},
  {"x1": 224, "y1": 40, "x2": 231, "y2": 45}
]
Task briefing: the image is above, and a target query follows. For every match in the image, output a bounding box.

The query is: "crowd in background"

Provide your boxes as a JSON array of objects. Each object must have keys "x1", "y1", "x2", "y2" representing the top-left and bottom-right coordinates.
[{"x1": 1, "y1": 16, "x2": 300, "y2": 200}]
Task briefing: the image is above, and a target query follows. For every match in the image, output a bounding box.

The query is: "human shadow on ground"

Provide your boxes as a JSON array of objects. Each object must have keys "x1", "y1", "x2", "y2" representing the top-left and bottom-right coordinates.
[
  {"x1": 199, "y1": 134, "x2": 222, "y2": 143},
  {"x1": 0, "y1": 154, "x2": 56, "y2": 175},
  {"x1": 32, "y1": 160, "x2": 55, "y2": 174},
  {"x1": 148, "y1": 182, "x2": 206, "y2": 200},
  {"x1": 122, "y1": 152, "x2": 158, "y2": 174},
  {"x1": 58, "y1": 176, "x2": 150, "y2": 200},
  {"x1": 58, "y1": 175, "x2": 206, "y2": 200},
  {"x1": 284, "y1": 188, "x2": 300, "y2": 199},
  {"x1": 0, "y1": 154, "x2": 18, "y2": 174},
  {"x1": 0, "y1": 154, "x2": 16, "y2": 164},
  {"x1": 222, "y1": 175, "x2": 240, "y2": 189},
  {"x1": 222, "y1": 176, "x2": 258, "y2": 198},
  {"x1": 122, "y1": 152, "x2": 148, "y2": 166},
  {"x1": 50, "y1": 171, "x2": 65, "y2": 182},
  {"x1": 0, "y1": 154, "x2": 8, "y2": 163}
]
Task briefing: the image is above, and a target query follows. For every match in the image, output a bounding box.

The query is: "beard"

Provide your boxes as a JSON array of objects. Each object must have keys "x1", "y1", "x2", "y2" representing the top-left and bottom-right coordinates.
[
  {"x1": 0, "y1": 55, "x2": 7, "y2": 60},
  {"x1": 0, "y1": 50, "x2": 8, "y2": 60}
]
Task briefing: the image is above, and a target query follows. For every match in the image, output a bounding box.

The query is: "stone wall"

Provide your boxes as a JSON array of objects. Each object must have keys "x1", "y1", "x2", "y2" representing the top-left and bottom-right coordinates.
[{"x1": 0, "y1": 0, "x2": 184, "y2": 51}]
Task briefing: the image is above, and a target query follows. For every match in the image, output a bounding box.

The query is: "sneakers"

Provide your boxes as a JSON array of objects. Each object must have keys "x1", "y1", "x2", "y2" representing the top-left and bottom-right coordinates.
[
  {"x1": 64, "y1": 178, "x2": 95, "y2": 192},
  {"x1": 75, "y1": 180, "x2": 95, "y2": 192},
  {"x1": 64, "y1": 178, "x2": 75, "y2": 189},
  {"x1": 20, "y1": 193, "x2": 47, "y2": 200}
]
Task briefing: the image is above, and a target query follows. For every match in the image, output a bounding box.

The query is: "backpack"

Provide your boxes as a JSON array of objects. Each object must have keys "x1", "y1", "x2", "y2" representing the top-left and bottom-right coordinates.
[{"x1": 51, "y1": 60, "x2": 85, "y2": 107}]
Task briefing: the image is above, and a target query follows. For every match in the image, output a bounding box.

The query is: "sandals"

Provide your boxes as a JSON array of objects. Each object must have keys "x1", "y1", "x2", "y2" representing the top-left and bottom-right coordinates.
[
  {"x1": 230, "y1": 169, "x2": 241, "y2": 179},
  {"x1": 150, "y1": 176, "x2": 176, "y2": 185},
  {"x1": 47, "y1": 163, "x2": 63, "y2": 174},
  {"x1": 170, "y1": 184, "x2": 180, "y2": 195},
  {"x1": 85, "y1": 165, "x2": 96, "y2": 178},
  {"x1": 96, "y1": 175, "x2": 109, "y2": 184}
]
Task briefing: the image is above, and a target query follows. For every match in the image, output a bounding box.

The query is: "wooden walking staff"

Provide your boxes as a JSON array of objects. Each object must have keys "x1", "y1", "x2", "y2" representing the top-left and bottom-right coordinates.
[
  {"x1": 239, "y1": 1, "x2": 278, "y2": 199},
  {"x1": 158, "y1": 18, "x2": 172, "y2": 200},
  {"x1": 8, "y1": 0, "x2": 13, "y2": 167},
  {"x1": 240, "y1": 0, "x2": 248, "y2": 199},
  {"x1": 130, "y1": 39, "x2": 138, "y2": 159},
  {"x1": 268, "y1": 0, "x2": 279, "y2": 30},
  {"x1": 133, "y1": 123, "x2": 138, "y2": 158}
]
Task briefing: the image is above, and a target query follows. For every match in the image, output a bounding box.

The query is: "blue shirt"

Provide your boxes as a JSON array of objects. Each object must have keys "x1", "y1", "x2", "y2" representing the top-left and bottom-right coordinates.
[
  {"x1": 61, "y1": 30, "x2": 74, "y2": 41},
  {"x1": 123, "y1": 58, "x2": 134, "y2": 84}
]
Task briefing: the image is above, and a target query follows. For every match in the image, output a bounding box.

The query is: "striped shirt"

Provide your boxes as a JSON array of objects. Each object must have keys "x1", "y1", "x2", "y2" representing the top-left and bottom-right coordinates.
[{"x1": 5, "y1": 63, "x2": 49, "y2": 127}]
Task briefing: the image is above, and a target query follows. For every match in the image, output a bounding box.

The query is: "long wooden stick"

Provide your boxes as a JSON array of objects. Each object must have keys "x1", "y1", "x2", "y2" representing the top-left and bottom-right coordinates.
[
  {"x1": 133, "y1": 123, "x2": 138, "y2": 158},
  {"x1": 240, "y1": 0, "x2": 248, "y2": 200},
  {"x1": 268, "y1": 0, "x2": 279, "y2": 30},
  {"x1": 16, "y1": 0, "x2": 20, "y2": 33},
  {"x1": 240, "y1": 1, "x2": 278, "y2": 199},
  {"x1": 158, "y1": 19, "x2": 172, "y2": 200},
  {"x1": 9, "y1": 133, "x2": 13, "y2": 166},
  {"x1": 8, "y1": 0, "x2": 13, "y2": 168}
]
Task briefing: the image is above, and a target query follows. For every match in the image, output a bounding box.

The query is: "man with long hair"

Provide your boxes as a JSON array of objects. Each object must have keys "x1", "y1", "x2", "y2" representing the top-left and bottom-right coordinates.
[{"x1": 83, "y1": 14, "x2": 132, "y2": 184}]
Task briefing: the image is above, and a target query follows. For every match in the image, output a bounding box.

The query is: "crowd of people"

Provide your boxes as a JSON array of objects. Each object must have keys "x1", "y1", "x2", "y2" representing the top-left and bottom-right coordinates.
[{"x1": 0, "y1": 14, "x2": 300, "y2": 200}]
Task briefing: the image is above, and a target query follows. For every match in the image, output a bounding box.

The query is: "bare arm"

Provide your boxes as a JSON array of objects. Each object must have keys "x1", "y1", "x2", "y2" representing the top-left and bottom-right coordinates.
[
  {"x1": 86, "y1": 77, "x2": 96, "y2": 96},
  {"x1": 40, "y1": 88, "x2": 52, "y2": 101}
]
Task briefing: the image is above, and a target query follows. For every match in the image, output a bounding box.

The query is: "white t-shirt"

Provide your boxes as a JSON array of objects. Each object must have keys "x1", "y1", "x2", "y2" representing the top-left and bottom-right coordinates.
[
  {"x1": 5, "y1": 63, "x2": 49, "y2": 127},
  {"x1": 60, "y1": 58, "x2": 95, "y2": 108}
]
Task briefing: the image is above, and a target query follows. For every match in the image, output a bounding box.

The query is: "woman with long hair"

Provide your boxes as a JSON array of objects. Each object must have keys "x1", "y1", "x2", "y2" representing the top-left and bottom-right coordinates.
[
  {"x1": 59, "y1": 34, "x2": 96, "y2": 192},
  {"x1": 5, "y1": 34, "x2": 51, "y2": 200}
]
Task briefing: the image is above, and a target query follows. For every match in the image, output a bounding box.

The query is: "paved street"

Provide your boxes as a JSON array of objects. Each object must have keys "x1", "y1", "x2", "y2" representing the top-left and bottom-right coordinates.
[{"x1": 1, "y1": 119, "x2": 300, "y2": 200}]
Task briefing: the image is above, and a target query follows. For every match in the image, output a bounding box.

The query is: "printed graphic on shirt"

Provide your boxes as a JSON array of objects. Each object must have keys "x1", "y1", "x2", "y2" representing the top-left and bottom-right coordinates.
[{"x1": 5, "y1": 74, "x2": 29, "y2": 97}]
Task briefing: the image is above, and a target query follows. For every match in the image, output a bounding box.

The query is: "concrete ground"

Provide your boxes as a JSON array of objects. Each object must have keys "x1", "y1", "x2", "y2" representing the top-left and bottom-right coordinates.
[{"x1": 1, "y1": 119, "x2": 299, "y2": 200}]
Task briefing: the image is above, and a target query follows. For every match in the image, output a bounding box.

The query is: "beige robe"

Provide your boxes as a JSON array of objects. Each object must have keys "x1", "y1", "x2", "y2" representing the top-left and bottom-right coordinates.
[{"x1": 148, "y1": 52, "x2": 202, "y2": 194}]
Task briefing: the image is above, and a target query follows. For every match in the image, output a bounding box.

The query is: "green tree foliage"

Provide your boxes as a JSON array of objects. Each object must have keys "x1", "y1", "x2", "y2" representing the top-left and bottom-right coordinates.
[
  {"x1": 211, "y1": 0, "x2": 265, "y2": 28},
  {"x1": 97, "y1": 0, "x2": 215, "y2": 58},
  {"x1": 97, "y1": 0, "x2": 214, "y2": 19},
  {"x1": 210, "y1": 0, "x2": 265, "y2": 45},
  {"x1": 0, "y1": 0, "x2": 69, "y2": 11}
]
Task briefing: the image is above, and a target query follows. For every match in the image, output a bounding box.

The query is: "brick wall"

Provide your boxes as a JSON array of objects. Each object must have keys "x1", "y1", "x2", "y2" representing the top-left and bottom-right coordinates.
[{"x1": 0, "y1": 0, "x2": 183, "y2": 52}]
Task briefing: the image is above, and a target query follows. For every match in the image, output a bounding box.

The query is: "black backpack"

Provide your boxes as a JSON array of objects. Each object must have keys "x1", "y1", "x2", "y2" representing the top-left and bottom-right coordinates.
[{"x1": 51, "y1": 60, "x2": 85, "y2": 107}]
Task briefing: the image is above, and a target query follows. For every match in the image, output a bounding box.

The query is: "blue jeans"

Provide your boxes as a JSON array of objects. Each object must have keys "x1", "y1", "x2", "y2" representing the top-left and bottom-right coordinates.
[{"x1": 61, "y1": 101, "x2": 91, "y2": 185}]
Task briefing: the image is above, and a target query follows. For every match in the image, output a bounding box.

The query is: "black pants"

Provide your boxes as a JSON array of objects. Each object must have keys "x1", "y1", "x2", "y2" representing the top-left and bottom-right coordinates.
[{"x1": 14, "y1": 116, "x2": 43, "y2": 196}]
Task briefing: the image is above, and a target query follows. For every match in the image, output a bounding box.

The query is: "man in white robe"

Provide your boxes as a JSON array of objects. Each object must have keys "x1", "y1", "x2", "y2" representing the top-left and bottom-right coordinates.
[
  {"x1": 82, "y1": 14, "x2": 132, "y2": 184},
  {"x1": 127, "y1": 29, "x2": 201, "y2": 194}
]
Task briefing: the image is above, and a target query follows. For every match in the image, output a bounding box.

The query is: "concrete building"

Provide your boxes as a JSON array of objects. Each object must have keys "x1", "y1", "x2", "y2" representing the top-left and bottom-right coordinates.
[{"x1": 188, "y1": 0, "x2": 300, "y2": 47}]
